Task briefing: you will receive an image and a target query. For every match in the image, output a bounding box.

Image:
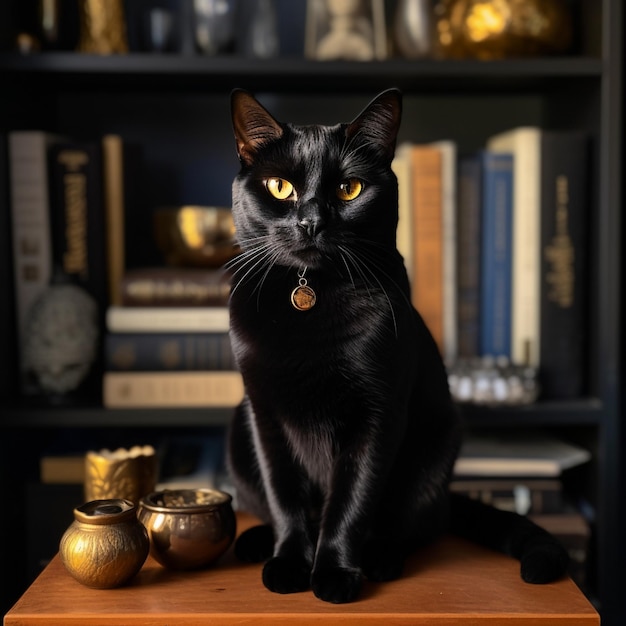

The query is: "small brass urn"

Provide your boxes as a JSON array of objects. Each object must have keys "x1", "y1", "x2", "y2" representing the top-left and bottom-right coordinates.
[{"x1": 60, "y1": 499, "x2": 149, "y2": 589}]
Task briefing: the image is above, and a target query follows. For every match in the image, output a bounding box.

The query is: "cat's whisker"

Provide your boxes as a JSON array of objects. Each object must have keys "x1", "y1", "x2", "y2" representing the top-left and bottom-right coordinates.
[
  {"x1": 254, "y1": 250, "x2": 283, "y2": 310},
  {"x1": 338, "y1": 246, "x2": 375, "y2": 300},
  {"x1": 338, "y1": 244, "x2": 399, "y2": 336},
  {"x1": 229, "y1": 246, "x2": 275, "y2": 298}
]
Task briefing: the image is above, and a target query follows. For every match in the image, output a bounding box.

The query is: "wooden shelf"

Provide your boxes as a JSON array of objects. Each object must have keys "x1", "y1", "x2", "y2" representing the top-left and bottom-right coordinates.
[
  {"x1": 0, "y1": 52, "x2": 604, "y2": 93},
  {"x1": 0, "y1": 398, "x2": 603, "y2": 430}
]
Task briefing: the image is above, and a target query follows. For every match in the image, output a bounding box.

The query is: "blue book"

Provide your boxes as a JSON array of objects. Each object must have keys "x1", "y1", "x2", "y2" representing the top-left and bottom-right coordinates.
[
  {"x1": 480, "y1": 152, "x2": 514, "y2": 358},
  {"x1": 104, "y1": 332, "x2": 236, "y2": 372}
]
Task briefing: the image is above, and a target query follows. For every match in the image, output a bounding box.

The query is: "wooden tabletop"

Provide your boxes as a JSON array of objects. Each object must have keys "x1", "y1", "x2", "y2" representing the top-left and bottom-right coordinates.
[{"x1": 4, "y1": 513, "x2": 599, "y2": 625}]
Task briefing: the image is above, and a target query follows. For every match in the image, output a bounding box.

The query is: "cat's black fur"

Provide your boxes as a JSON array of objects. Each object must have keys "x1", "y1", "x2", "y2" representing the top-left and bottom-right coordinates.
[{"x1": 226, "y1": 88, "x2": 569, "y2": 604}]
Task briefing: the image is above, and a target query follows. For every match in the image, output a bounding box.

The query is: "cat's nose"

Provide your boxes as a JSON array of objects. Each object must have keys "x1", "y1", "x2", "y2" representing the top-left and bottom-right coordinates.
[{"x1": 298, "y1": 216, "x2": 323, "y2": 237}]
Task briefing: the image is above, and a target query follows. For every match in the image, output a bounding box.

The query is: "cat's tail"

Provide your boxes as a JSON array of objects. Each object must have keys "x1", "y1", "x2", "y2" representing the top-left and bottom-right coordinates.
[{"x1": 449, "y1": 492, "x2": 570, "y2": 583}]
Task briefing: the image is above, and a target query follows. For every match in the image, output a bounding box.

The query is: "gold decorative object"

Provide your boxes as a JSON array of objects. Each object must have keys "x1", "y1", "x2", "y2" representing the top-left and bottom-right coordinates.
[
  {"x1": 77, "y1": 0, "x2": 128, "y2": 54},
  {"x1": 154, "y1": 206, "x2": 240, "y2": 268},
  {"x1": 84, "y1": 446, "x2": 157, "y2": 503},
  {"x1": 137, "y1": 488, "x2": 236, "y2": 570},
  {"x1": 59, "y1": 499, "x2": 149, "y2": 588},
  {"x1": 434, "y1": 0, "x2": 573, "y2": 60}
]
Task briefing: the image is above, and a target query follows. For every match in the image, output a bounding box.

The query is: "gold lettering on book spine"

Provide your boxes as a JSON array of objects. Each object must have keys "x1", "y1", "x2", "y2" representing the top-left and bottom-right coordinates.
[
  {"x1": 59, "y1": 150, "x2": 89, "y2": 278},
  {"x1": 544, "y1": 175, "x2": 574, "y2": 308}
]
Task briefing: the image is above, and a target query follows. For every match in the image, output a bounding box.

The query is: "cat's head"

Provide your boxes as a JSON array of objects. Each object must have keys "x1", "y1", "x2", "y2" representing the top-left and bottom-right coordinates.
[{"x1": 230, "y1": 89, "x2": 402, "y2": 272}]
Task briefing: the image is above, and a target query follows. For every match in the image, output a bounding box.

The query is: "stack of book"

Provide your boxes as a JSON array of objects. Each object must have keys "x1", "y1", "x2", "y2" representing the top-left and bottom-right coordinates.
[
  {"x1": 393, "y1": 126, "x2": 588, "y2": 400},
  {"x1": 102, "y1": 267, "x2": 243, "y2": 409},
  {"x1": 452, "y1": 431, "x2": 592, "y2": 589}
]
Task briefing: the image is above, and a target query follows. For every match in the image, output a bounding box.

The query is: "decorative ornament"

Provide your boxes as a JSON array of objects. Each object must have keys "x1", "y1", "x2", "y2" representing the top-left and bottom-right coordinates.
[
  {"x1": 23, "y1": 282, "x2": 99, "y2": 394},
  {"x1": 433, "y1": 0, "x2": 573, "y2": 60},
  {"x1": 290, "y1": 267, "x2": 317, "y2": 311}
]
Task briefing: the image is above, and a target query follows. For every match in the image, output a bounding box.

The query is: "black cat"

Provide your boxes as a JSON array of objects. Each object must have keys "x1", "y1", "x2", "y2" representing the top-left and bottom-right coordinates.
[{"x1": 226, "y1": 88, "x2": 569, "y2": 604}]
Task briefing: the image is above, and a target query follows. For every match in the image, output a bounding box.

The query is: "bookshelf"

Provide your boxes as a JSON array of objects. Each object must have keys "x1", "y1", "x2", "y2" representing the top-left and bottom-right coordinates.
[{"x1": 0, "y1": 1, "x2": 622, "y2": 624}]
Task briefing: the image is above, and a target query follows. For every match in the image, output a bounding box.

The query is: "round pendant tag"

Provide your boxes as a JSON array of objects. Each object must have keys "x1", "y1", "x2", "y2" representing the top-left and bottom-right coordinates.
[{"x1": 290, "y1": 285, "x2": 316, "y2": 311}]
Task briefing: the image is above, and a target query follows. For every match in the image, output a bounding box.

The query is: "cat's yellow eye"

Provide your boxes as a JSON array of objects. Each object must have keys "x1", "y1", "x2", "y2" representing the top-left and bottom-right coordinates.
[
  {"x1": 265, "y1": 177, "x2": 295, "y2": 200},
  {"x1": 337, "y1": 178, "x2": 363, "y2": 201}
]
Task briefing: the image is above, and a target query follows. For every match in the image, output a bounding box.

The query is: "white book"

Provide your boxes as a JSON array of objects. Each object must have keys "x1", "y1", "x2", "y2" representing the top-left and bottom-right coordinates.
[
  {"x1": 8, "y1": 131, "x2": 63, "y2": 387},
  {"x1": 106, "y1": 305, "x2": 230, "y2": 332},
  {"x1": 392, "y1": 142, "x2": 414, "y2": 281},
  {"x1": 487, "y1": 127, "x2": 541, "y2": 367},
  {"x1": 430, "y1": 139, "x2": 458, "y2": 363},
  {"x1": 454, "y1": 433, "x2": 591, "y2": 478},
  {"x1": 102, "y1": 370, "x2": 243, "y2": 408}
]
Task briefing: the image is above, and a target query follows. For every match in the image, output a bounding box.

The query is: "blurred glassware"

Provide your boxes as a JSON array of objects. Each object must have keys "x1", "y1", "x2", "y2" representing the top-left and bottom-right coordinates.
[
  {"x1": 193, "y1": 0, "x2": 237, "y2": 54},
  {"x1": 243, "y1": 0, "x2": 279, "y2": 58},
  {"x1": 393, "y1": 0, "x2": 433, "y2": 59}
]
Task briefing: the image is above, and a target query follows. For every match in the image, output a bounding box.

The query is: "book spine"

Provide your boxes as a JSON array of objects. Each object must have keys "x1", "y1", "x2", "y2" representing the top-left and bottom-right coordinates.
[
  {"x1": 105, "y1": 332, "x2": 236, "y2": 371},
  {"x1": 120, "y1": 269, "x2": 231, "y2": 307},
  {"x1": 102, "y1": 134, "x2": 125, "y2": 306},
  {"x1": 539, "y1": 132, "x2": 588, "y2": 399},
  {"x1": 479, "y1": 152, "x2": 513, "y2": 359},
  {"x1": 410, "y1": 145, "x2": 444, "y2": 354},
  {"x1": 432, "y1": 140, "x2": 458, "y2": 363},
  {"x1": 450, "y1": 479, "x2": 564, "y2": 514},
  {"x1": 8, "y1": 131, "x2": 57, "y2": 391},
  {"x1": 456, "y1": 154, "x2": 483, "y2": 358},
  {"x1": 0, "y1": 134, "x2": 16, "y2": 396},
  {"x1": 392, "y1": 143, "x2": 414, "y2": 281},
  {"x1": 102, "y1": 371, "x2": 244, "y2": 408},
  {"x1": 106, "y1": 306, "x2": 231, "y2": 332},
  {"x1": 48, "y1": 141, "x2": 107, "y2": 311},
  {"x1": 487, "y1": 128, "x2": 542, "y2": 366}
]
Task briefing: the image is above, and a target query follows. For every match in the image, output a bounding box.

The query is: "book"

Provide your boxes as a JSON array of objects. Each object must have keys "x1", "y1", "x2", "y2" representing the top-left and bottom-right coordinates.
[
  {"x1": 104, "y1": 331, "x2": 236, "y2": 371},
  {"x1": 48, "y1": 140, "x2": 107, "y2": 311},
  {"x1": 453, "y1": 432, "x2": 591, "y2": 478},
  {"x1": 8, "y1": 130, "x2": 63, "y2": 392},
  {"x1": 430, "y1": 139, "x2": 458, "y2": 363},
  {"x1": 0, "y1": 134, "x2": 15, "y2": 396},
  {"x1": 407, "y1": 143, "x2": 444, "y2": 354},
  {"x1": 120, "y1": 266, "x2": 231, "y2": 307},
  {"x1": 106, "y1": 305, "x2": 230, "y2": 332},
  {"x1": 479, "y1": 151, "x2": 514, "y2": 359},
  {"x1": 450, "y1": 477, "x2": 563, "y2": 515},
  {"x1": 487, "y1": 127, "x2": 541, "y2": 367},
  {"x1": 539, "y1": 131, "x2": 588, "y2": 399},
  {"x1": 102, "y1": 134, "x2": 125, "y2": 306},
  {"x1": 40, "y1": 455, "x2": 85, "y2": 485},
  {"x1": 391, "y1": 142, "x2": 414, "y2": 281},
  {"x1": 455, "y1": 153, "x2": 483, "y2": 358},
  {"x1": 102, "y1": 370, "x2": 244, "y2": 408}
]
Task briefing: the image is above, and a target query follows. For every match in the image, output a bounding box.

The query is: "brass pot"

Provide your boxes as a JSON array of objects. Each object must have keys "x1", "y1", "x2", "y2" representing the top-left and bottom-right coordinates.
[
  {"x1": 60, "y1": 499, "x2": 149, "y2": 588},
  {"x1": 138, "y1": 488, "x2": 236, "y2": 570}
]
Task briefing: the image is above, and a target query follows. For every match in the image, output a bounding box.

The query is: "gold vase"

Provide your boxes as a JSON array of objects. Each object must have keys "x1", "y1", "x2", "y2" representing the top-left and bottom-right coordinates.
[
  {"x1": 77, "y1": 0, "x2": 128, "y2": 54},
  {"x1": 434, "y1": 0, "x2": 573, "y2": 60},
  {"x1": 60, "y1": 499, "x2": 149, "y2": 588},
  {"x1": 84, "y1": 446, "x2": 157, "y2": 504}
]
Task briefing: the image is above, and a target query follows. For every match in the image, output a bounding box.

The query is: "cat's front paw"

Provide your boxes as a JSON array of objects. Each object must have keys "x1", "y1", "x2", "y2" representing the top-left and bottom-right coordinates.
[
  {"x1": 311, "y1": 566, "x2": 363, "y2": 603},
  {"x1": 262, "y1": 556, "x2": 311, "y2": 594}
]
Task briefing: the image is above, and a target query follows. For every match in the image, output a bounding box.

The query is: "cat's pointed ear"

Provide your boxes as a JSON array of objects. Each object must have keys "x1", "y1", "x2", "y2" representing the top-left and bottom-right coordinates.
[
  {"x1": 346, "y1": 88, "x2": 402, "y2": 161},
  {"x1": 231, "y1": 89, "x2": 284, "y2": 166}
]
